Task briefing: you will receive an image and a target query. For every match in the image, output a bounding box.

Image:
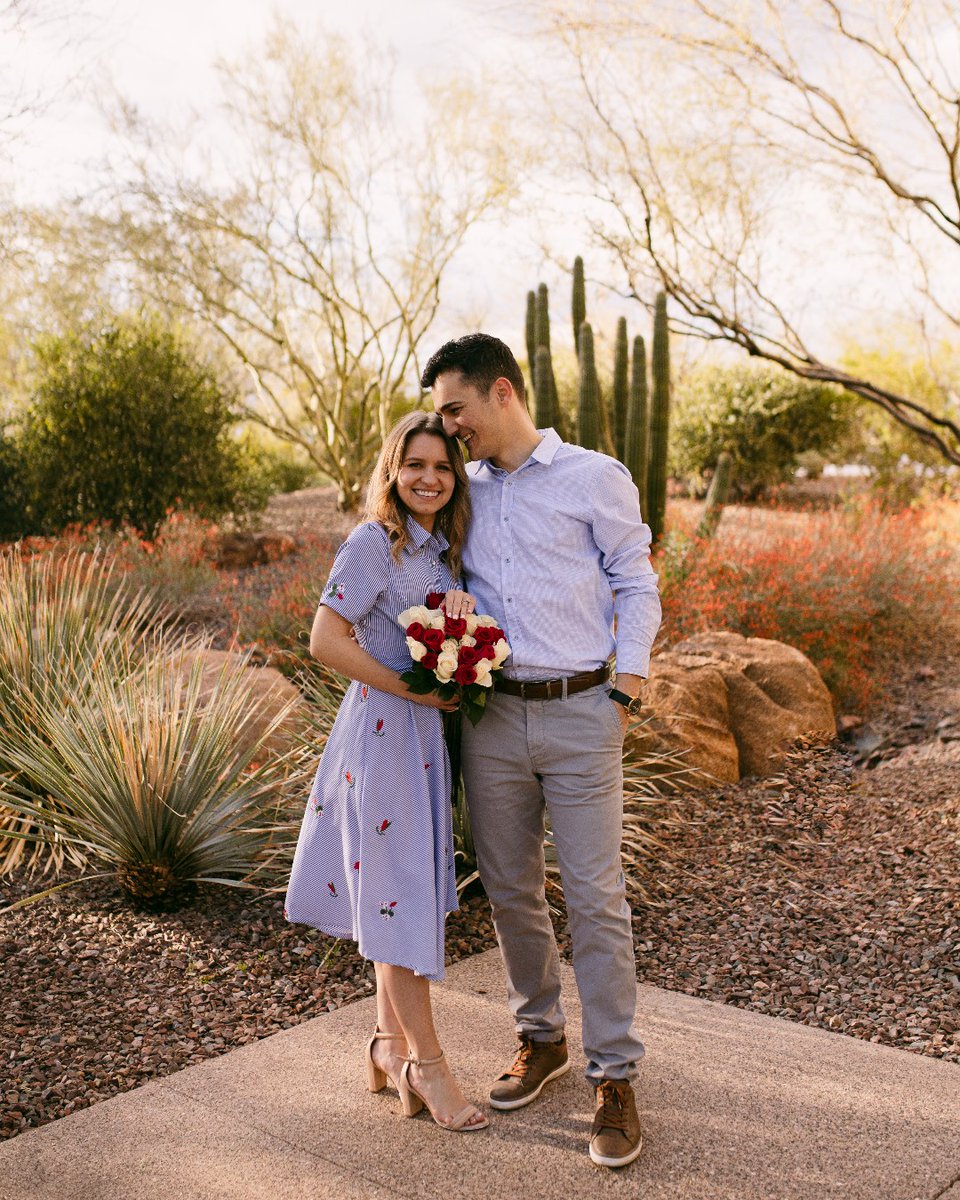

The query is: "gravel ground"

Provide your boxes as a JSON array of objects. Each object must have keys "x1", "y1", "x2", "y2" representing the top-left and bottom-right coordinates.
[{"x1": 2, "y1": 491, "x2": 958, "y2": 1141}]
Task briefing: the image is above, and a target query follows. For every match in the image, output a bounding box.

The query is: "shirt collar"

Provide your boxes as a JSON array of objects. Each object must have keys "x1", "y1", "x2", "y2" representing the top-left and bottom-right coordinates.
[
  {"x1": 478, "y1": 428, "x2": 562, "y2": 477},
  {"x1": 404, "y1": 514, "x2": 449, "y2": 555}
]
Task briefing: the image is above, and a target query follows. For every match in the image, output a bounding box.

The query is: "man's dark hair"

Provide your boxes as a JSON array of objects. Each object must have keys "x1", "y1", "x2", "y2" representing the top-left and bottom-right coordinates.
[{"x1": 420, "y1": 333, "x2": 525, "y2": 402}]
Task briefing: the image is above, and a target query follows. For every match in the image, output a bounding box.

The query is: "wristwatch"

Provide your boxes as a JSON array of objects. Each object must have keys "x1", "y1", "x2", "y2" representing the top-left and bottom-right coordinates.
[{"x1": 609, "y1": 688, "x2": 643, "y2": 716}]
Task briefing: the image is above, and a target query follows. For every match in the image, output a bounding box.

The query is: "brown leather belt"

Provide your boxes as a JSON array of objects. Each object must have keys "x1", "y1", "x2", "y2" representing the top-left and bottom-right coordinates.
[{"x1": 494, "y1": 665, "x2": 609, "y2": 701}]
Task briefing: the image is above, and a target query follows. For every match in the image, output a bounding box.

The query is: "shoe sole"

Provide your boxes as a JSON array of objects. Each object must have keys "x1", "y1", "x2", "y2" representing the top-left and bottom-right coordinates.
[
  {"x1": 488, "y1": 1058, "x2": 572, "y2": 1110},
  {"x1": 589, "y1": 1134, "x2": 643, "y2": 1169}
]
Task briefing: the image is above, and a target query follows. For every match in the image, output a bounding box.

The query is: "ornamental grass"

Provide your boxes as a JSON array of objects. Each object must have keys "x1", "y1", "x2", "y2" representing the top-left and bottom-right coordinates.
[
  {"x1": 0, "y1": 547, "x2": 169, "y2": 877},
  {"x1": 0, "y1": 638, "x2": 313, "y2": 909}
]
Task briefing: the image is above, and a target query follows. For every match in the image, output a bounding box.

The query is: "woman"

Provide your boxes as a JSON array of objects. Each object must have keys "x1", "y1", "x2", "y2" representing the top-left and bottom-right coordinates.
[{"x1": 285, "y1": 411, "x2": 486, "y2": 1132}]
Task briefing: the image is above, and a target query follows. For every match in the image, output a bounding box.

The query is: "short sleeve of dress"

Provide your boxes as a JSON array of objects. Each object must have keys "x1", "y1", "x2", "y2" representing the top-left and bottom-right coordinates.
[{"x1": 319, "y1": 523, "x2": 391, "y2": 626}]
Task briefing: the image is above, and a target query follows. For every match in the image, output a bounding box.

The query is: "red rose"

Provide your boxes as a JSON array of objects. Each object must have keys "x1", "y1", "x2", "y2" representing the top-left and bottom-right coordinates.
[
  {"x1": 444, "y1": 615, "x2": 467, "y2": 638},
  {"x1": 492, "y1": 628, "x2": 505, "y2": 643},
  {"x1": 422, "y1": 628, "x2": 444, "y2": 651},
  {"x1": 421, "y1": 652, "x2": 439, "y2": 670},
  {"x1": 425, "y1": 592, "x2": 446, "y2": 609},
  {"x1": 458, "y1": 645, "x2": 481, "y2": 666},
  {"x1": 454, "y1": 664, "x2": 478, "y2": 685},
  {"x1": 479, "y1": 644, "x2": 497, "y2": 661},
  {"x1": 406, "y1": 621, "x2": 426, "y2": 640},
  {"x1": 474, "y1": 627, "x2": 496, "y2": 645}
]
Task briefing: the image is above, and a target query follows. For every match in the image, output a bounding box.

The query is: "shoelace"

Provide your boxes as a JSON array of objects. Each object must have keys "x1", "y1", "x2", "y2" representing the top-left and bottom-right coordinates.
[
  {"x1": 596, "y1": 1083, "x2": 629, "y2": 1133},
  {"x1": 507, "y1": 1037, "x2": 536, "y2": 1079}
]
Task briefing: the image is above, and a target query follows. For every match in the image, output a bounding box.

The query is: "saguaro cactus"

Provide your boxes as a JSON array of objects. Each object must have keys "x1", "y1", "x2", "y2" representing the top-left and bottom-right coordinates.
[
  {"x1": 534, "y1": 345, "x2": 555, "y2": 430},
  {"x1": 525, "y1": 291, "x2": 537, "y2": 380},
  {"x1": 535, "y1": 283, "x2": 551, "y2": 356},
  {"x1": 612, "y1": 316, "x2": 629, "y2": 460},
  {"x1": 577, "y1": 323, "x2": 600, "y2": 451},
  {"x1": 572, "y1": 256, "x2": 586, "y2": 359},
  {"x1": 695, "y1": 451, "x2": 734, "y2": 540},
  {"x1": 625, "y1": 334, "x2": 648, "y2": 505},
  {"x1": 646, "y1": 292, "x2": 670, "y2": 543}
]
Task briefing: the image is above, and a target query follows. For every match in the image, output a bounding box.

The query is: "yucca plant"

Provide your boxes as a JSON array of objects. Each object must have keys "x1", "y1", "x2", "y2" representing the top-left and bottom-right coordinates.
[
  {"x1": 0, "y1": 638, "x2": 312, "y2": 909},
  {"x1": 0, "y1": 546, "x2": 169, "y2": 876}
]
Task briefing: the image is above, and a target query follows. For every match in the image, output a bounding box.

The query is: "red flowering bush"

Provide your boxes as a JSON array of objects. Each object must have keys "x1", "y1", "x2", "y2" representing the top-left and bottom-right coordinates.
[{"x1": 657, "y1": 498, "x2": 958, "y2": 709}]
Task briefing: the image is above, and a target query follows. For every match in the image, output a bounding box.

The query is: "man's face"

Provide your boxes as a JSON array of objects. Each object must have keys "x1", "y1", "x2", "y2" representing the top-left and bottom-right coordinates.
[{"x1": 431, "y1": 371, "x2": 503, "y2": 463}]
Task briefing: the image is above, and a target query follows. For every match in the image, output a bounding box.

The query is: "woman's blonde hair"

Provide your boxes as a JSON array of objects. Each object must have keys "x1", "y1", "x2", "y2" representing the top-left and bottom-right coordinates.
[{"x1": 364, "y1": 411, "x2": 471, "y2": 580}]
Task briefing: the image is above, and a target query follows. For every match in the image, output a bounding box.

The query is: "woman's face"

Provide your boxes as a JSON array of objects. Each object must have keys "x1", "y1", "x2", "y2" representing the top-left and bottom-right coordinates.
[{"x1": 395, "y1": 432, "x2": 456, "y2": 531}]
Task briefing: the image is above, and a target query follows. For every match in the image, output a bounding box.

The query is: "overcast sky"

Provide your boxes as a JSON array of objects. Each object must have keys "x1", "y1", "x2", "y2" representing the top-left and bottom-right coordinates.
[{"x1": 7, "y1": 1, "x2": 949, "y2": 365}]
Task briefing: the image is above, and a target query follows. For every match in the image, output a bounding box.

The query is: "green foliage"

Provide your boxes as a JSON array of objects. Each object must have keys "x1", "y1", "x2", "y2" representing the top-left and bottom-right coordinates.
[
  {"x1": 534, "y1": 345, "x2": 556, "y2": 429},
  {"x1": 572, "y1": 256, "x2": 586, "y2": 358},
  {"x1": 612, "y1": 317, "x2": 629, "y2": 460},
  {"x1": 0, "y1": 426, "x2": 26, "y2": 540},
  {"x1": 577, "y1": 323, "x2": 601, "y2": 450},
  {"x1": 625, "y1": 335, "x2": 649, "y2": 507},
  {"x1": 646, "y1": 293, "x2": 671, "y2": 542},
  {"x1": 19, "y1": 314, "x2": 265, "y2": 536},
  {"x1": 838, "y1": 339, "x2": 959, "y2": 505},
  {"x1": 672, "y1": 364, "x2": 853, "y2": 500},
  {"x1": 241, "y1": 433, "x2": 322, "y2": 498}
]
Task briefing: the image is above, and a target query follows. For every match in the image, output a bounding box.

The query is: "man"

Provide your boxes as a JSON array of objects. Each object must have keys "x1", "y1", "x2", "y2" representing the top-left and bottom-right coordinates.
[{"x1": 421, "y1": 333, "x2": 661, "y2": 1168}]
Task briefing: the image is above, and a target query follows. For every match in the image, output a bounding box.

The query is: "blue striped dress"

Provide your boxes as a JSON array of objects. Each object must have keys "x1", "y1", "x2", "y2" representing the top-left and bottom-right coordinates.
[{"x1": 284, "y1": 518, "x2": 459, "y2": 981}]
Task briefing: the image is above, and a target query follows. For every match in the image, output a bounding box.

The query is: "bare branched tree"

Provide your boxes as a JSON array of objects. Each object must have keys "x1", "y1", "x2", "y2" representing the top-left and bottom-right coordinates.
[
  {"x1": 540, "y1": 0, "x2": 960, "y2": 464},
  {"x1": 106, "y1": 19, "x2": 514, "y2": 508}
]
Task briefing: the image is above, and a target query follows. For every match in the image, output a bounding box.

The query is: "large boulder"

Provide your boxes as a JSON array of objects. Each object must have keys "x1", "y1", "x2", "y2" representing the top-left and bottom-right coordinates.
[
  {"x1": 642, "y1": 632, "x2": 835, "y2": 782},
  {"x1": 175, "y1": 649, "x2": 307, "y2": 757}
]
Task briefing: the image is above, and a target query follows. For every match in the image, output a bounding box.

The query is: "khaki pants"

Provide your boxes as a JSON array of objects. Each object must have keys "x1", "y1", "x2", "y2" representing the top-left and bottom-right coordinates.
[{"x1": 462, "y1": 684, "x2": 644, "y2": 1081}]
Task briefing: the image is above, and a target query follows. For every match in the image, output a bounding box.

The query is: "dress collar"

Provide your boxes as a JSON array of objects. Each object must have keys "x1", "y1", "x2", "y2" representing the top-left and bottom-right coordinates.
[
  {"x1": 479, "y1": 427, "x2": 562, "y2": 476},
  {"x1": 403, "y1": 514, "x2": 449, "y2": 555}
]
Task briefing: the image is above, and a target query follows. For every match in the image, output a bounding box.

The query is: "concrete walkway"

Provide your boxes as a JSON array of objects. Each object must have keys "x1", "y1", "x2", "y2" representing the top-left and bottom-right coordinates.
[{"x1": 2, "y1": 949, "x2": 958, "y2": 1200}]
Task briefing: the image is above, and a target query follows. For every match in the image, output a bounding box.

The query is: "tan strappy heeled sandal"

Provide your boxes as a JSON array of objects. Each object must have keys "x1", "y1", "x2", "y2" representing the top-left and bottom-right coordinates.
[
  {"x1": 364, "y1": 1028, "x2": 406, "y2": 1093},
  {"x1": 398, "y1": 1051, "x2": 489, "y2": 1132}
]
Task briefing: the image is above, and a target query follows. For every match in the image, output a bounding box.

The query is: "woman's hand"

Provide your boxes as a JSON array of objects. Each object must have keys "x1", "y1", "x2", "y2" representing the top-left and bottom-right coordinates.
[
  {"x1": 442, "y1": 589, "x2": 476, "y2": 618},
  {"x1": 407, "y1": 691, "x2": 461, "y2": 712}
]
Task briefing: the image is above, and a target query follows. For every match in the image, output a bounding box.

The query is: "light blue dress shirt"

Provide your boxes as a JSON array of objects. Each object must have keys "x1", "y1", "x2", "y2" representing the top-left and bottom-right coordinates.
[{"x1": 462, "y1": 429, "x2": 661, "y2": 680}]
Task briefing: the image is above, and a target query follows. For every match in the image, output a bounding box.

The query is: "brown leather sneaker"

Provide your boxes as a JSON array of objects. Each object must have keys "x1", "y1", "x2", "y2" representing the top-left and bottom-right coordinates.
[
  {"x1": 488, "y1": 1033, "x2": 570, "y2": 1110},
  {"x1": 589, "y1": 1078, "x2": 643, "y2": 1168}
]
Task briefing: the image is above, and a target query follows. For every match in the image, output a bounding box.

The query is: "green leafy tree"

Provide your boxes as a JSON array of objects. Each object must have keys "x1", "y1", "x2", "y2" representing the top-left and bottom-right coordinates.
[
  {"x1": 672, "y1": 365, "x2": 853, "y2": 500},
  {"x1": 20, "y1": 314, "x2": 260, "y2": 535}
]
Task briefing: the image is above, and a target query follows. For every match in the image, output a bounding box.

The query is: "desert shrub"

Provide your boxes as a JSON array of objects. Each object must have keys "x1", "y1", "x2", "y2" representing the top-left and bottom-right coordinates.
[
  {"x1": 18, "y1": 314, "x2": 266, "y2": 536},
  {"x1": 0, "y1": 426, "x2": 26, "y2": 540},
  {"x1": 657, "y1": 498, "x2": 957, "y2": 708},
  {"x1": 242, "y1": 434, "x2": 323, "y2": 496},
  {"x1": 672, "y1": 365, "x2": 854, "y2": 499}
]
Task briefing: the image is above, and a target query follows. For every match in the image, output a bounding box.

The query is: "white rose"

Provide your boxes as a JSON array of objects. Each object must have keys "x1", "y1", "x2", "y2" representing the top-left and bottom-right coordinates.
[
  {"x1": 398, "y1": 604, "x2": 432, "y2": 628},
  {"x1": 406, "y1": 637, "x2": 427, "y2": 662},
  {"x1": 492, "y1": 638, "x2": 511, "y2": 666},
  {"x1": 436, "y1": 652, "x2": 458, "y2": 681},
  {"x1": 475, "y1": 614, "x2": 498, "y2": 628},
  {"x1": 427, "y1": 611, "x2": 447, "y2": 630},
  {"x1": 473, "y1": 659, "x2": 494, "y2": 687},
  {"x1": 460, "y1": 634, "x2": 476, "y2": 648},
  {"x1": 464, "y1": 613, "x2": 480, "y2": 635},
  {"x1": 441, "y1": 638, "x2": 458, "y2": 656}
]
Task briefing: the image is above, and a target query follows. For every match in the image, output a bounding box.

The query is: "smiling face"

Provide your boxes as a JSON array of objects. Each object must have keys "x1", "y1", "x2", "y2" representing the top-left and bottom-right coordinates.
[
  {"x1": 395, "y1": 432, "x2": 456, "y2": 532},
  {"x1": 431, "y1": 370, "x2": 505, "y2": 464}
]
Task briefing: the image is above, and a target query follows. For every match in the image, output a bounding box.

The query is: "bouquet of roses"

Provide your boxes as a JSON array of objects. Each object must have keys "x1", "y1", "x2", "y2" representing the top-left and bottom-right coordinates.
[{"x1": 397, "y1": 591, "x2": 511, "y2": 725}]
